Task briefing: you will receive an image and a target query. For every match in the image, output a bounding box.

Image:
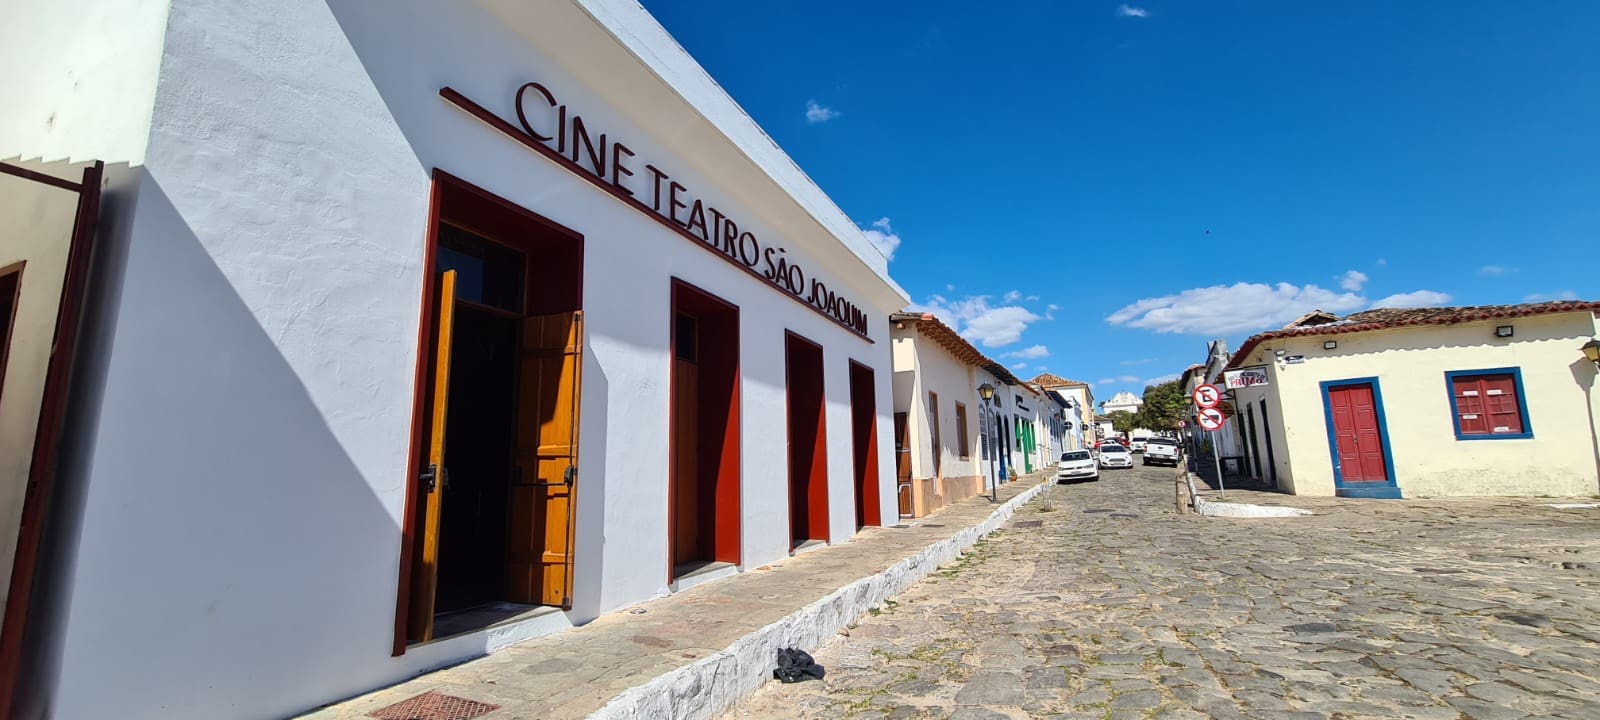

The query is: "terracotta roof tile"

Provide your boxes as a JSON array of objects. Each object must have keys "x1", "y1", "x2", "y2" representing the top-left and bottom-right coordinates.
[
  {"x1": 1228, "y1": 300, "x2": 1600, "y2": 370},
  {"x1": 891, "y1": 312, "x2": 988, "y2": 366}
]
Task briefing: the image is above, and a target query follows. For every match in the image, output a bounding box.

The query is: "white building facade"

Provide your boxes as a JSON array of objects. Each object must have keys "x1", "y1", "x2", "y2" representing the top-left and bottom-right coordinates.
[
  {"x1": 2, "y1": 2, "x2": 908, "y2": 718},
  {"x1": 889, "y1": 313, "x2": 987, "y2": 517}
]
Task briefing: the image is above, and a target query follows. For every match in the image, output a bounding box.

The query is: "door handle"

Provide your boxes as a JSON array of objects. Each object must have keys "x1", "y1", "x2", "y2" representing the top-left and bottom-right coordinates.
[{"x1": 420, "y1": 464, "x2": 446, "y2": 493}]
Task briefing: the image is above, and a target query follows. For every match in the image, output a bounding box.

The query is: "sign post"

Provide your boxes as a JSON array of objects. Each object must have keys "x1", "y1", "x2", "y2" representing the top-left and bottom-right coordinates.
[{"x1": 1196, "y1": 404, "x2": 1228, "y2": 498}]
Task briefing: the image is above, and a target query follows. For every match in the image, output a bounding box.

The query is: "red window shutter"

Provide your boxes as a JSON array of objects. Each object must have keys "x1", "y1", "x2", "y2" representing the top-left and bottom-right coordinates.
[
  {"x1": 1482, "y1": 374, "x2": 1522, "y2": 434},
  {"x1": 1452, "y1": 376, "x2": 1488, "y2": 435}
]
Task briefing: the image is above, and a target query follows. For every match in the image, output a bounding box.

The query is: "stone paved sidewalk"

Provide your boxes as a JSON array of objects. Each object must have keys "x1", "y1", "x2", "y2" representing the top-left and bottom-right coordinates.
[
  {"x1": 302, "y1": 475, "x2": 1048, "y2": 720},
  {"x1": 724, "y1": 464, "x2": 1600, "y2": 719}
]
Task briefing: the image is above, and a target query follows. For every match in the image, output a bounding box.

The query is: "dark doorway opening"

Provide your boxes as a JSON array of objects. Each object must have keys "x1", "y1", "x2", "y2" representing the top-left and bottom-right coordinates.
[
  {"x1": 848, "y1": 361, "x2": 880, "y2": 530},
  {"x1": 1260, "y1": 398, "x2": 1279, "y2": 487},
  {"x1": 785, "y1": 332, "x2": 828, "y2": 549},
  {"x1": 435, "y1": 302, "x2": 517, "y2": 615},
  {"x1": 399, "y1": 171, "x2": 585, "y2": 649},
  {"x1": 0, "y1": 265, "x2": 19, "y2": 407},
  {"x1": 670, "y1": 280, "x2": 741, "y2": 580}
]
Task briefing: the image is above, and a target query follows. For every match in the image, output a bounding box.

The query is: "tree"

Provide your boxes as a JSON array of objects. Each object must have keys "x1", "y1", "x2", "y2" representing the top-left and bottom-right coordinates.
[
  {"x1": 1108, "y1": 410, "x2": 1137, "y2": 435},
  {"x1": 1135, "y1": 379, "x2": 1187, "y2": 431}
]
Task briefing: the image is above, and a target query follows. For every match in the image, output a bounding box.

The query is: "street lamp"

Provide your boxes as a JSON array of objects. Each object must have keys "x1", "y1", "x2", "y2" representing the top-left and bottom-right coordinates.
[
  {"x1": 978, "y1": 383, "x2": 998, "y2": 501},
  {"x1": 1583, "y1": 339, "x2": 1600, "y2": 369}
]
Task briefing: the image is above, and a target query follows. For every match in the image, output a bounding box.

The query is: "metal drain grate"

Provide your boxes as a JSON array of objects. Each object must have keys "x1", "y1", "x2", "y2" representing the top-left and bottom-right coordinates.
[{"x1": 369, "y1": 691, "x2": 499, "y2": 720}]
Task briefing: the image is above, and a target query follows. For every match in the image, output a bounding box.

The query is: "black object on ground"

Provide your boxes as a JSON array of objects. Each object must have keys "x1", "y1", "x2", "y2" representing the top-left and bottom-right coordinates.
[{"x1": 773, "y1": 647, "x2": 826, "y2": 683}]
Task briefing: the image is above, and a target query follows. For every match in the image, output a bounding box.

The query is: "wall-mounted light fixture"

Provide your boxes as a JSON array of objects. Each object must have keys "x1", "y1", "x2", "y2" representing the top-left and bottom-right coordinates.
[
  {"x1": 1495, "y1": 325, "x2": 1514, "y2": 338},
  {"x1": 1582, "y1": 339, "x2": 1600, "y2": 368},
  {"x1": 1323, "y1": 340, "x2": 1338, "y2": 350},
  {"x1": 1273, "y1": 349, "x2": 1286, "y2": 357}
]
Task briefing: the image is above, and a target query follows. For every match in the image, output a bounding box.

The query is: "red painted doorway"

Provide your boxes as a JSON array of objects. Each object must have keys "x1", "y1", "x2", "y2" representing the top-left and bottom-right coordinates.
[
  {"x1": 848, "y1": 361, "x2": 880, "y2": 530},
  {"x1": 785, "y1": 332, "x2": 828, "y2": 549},
  {"x1": 1327, "y1": 383, "x2": 1389, "y2": 483},
  {"x1": 669, "y1": 280, "x2": 741, "y2": 579}
]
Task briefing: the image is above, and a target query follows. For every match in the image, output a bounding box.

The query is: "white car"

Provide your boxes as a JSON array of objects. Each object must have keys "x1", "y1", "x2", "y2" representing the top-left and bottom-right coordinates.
[
  {"x1": 1130, "y1": 437, "x2": 1148, "y2": 453},
  {"x1": 1097, "y1": 443, "x2": 1133, "y2": 469},
  {"x1": 1055, "y1": 450, "x2": 1099, "y2": 483},
  {"x1": 1143, "y1": 437, "x2": 1181, "y2": 466}
]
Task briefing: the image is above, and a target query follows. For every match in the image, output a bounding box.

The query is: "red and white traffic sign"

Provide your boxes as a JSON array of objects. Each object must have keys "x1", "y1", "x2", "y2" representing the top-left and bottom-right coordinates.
[
  {"x1": 1197, "y1": 407, "x2": 1226, "y2": 431},
  {"x1": 1192, "y1": 384, "x2": 1222, "y2": 408}
]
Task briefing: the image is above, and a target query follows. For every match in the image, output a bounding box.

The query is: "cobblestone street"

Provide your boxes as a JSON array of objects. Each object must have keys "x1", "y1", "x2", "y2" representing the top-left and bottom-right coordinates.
[{"x1": 722, "y1": 464, "x2": 1600, "y2": 719}]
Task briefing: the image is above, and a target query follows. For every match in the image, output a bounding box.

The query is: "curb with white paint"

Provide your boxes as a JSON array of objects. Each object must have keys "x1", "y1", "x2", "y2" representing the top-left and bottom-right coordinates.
[
  {"x1": 1180, "y1": 470, "x2": 1313, "y2": 518},
  {"x1": 588, "y1": 480, "x2": 1050, "y2": 720}
]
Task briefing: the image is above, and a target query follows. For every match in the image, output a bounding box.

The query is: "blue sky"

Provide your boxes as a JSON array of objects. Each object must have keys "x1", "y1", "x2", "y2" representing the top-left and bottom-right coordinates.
[{"x1": 642, "y1": 0, "x2": 1599, "y2": 401}]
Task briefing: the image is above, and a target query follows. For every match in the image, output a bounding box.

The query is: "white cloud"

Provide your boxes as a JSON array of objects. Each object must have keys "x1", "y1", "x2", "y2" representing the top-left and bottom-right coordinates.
[
  {"x1": 1116, "y1": 375, "x2": 1140, "y2": 383},
  {"x1": 1047, "y1": 303, "x2": 1060, "y2": 311},
  {"x1": 1106, "y1": 282, "x2": 1367, "y2": 335},
  {"x1": 1338, "y1": 270, "x2": 1368, "y2": 292},
  {"x1": 1478, "y1": 265, "x2": 1517, "y2": 276},
  {"x1": 1120, "y1": 358, "x2": 1154, "y2": 366},
  {"x1": 909, "y1": 294, "x2": 1043, "y2": 347},
  {"x1": 805, "y1": 100, "x2": 839, "y2": 123},
  {"x1": 1005, "y1": 344, "x2": 1050, "y2": 360},
  {"x1": 1117, "y1": 4, "x2": 1150, "y2": 17},
  {"x1": 1144, "y1": 373, "x2": 1180, "y2": 386},
  {"x1": 1026, "y1": 294, "x2": 1040, "y2": 301},
  {"x1": 1014, "y1": 362, "x2": 1029, "y2": 370},
  {"x1": 1370, "y1": 290, "x2": 1452, "y2": 309},
  {"x1": 1523, "y1": 290, "x2": 1578, "y2": 303},
  {"x1": 1097, "y1": 377, "x2": 1116, "y2": 385},
  {"x1": 1003, "y1": 290, "x2": 1023, "y2": 303},
  {"x1": 945, "y1": 284, "x2": 955, "y2": 291},
  {"x1": 859, "y1": 217, "x2": 901, "y2": 260},
  {"x1": 1376, "y1": 258, "x2": 1388, "y2": 267}
]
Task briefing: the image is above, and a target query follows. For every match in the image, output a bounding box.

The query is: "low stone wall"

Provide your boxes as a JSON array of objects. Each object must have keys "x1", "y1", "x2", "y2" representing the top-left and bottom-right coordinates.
[
  {"x1": 590, "y1": 480, "x2": 1048, "y2": 720},
  {"x1": 909, "y1": 474, "x2": 985, "y2": 517}
]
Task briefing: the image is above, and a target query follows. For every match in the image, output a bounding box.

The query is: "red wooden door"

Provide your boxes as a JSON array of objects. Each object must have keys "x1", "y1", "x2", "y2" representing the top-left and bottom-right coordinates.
[{"x1": 1328, "y1": 384, "x2": 1388, "y2": 483}]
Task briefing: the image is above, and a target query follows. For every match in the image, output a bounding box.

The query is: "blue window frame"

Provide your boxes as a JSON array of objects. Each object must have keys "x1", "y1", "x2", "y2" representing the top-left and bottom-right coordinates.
[{"x1": 1444, "y1": 367, "x2": 1533, "y2": 440}]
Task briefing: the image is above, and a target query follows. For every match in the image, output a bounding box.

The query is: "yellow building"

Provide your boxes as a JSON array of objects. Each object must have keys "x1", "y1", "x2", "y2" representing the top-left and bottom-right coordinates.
[{"x1": 1223, "y1": 301, "x2": 1600, "y2": 498}]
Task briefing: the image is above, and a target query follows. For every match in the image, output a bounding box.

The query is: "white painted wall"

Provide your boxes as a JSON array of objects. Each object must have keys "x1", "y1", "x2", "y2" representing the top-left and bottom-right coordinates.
[
  {"x1": 0, "y1": 162, "x2": 82, "y2": 626},
  {"x1": 1233, "y1": 312, "x2": 1600, "y2": 497},
  {"x1": 0, "y1": 0, "x2": 169, "y2": 166},
  {"x1": 889, "y1": 328, "x2": 980, "y2": 482},
  {"x1": 34, "y1": 1, "x2": 905, "y2": 718}
]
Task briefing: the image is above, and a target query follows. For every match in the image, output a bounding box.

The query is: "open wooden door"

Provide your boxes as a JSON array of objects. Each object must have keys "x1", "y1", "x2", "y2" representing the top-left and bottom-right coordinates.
[
  {"x1": 406, "y1": 271, "x2": 457, "y2": 643},
  {"x1": 508, "y1": 311, "x2": 582, "y2": 609}
]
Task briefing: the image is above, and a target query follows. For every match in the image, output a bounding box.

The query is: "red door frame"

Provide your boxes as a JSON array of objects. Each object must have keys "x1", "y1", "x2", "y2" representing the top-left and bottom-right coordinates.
[
  {"x1": 784, "y1": 331, "x2": 829, "y2": 549},
  {"x1": 667, "y1": 279, "x2": 742, "y2": 579},
  {"x1": 392, "y1": 169, "x2": 586, "y2": 654},
  {"x1": 848, "y1": 360, "x2": 880, "y2": 530},
  {"x1": 0, "y1": 160, "x2": 103, "y2": 717}
]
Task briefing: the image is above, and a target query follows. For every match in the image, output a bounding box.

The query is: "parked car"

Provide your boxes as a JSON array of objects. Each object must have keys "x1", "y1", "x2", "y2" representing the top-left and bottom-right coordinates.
[
  {"x1": 1056, "y1": 450, "x2": 1099, "y2": 483},
  {"x1": 1097, "y1": 443, "x2": 1133, "y2": 469},
  {"x1": 1095, "y1": 439, "x2": 1124, "y2": 450},
  {"x1": 1143, "y1": 437, "x2": 1181, "y2": 466},
  {"x1": 1129, "y1": 437, "x2": 1148, "y2": 453}
]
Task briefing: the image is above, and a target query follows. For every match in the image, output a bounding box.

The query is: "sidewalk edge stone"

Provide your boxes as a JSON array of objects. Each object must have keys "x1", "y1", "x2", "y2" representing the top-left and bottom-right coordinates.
[{"x1": 586, "y1": 479, "x2": 1050, "y2": 720}]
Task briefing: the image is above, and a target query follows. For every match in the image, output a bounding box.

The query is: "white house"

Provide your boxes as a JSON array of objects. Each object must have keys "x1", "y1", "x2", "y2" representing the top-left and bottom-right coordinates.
[
  {"x1": 889, "y1": 313, "x2": 988, "y2": 517},
  {"x1": 1, "y1": 2, "x2": 909, "y2": 718},
  {"x1": 1032, "y1": 374, "x2": 1094, "y2": 451},
  {"x1": 1223, "y1": 301, "x2": 1600, "y2": 498}
]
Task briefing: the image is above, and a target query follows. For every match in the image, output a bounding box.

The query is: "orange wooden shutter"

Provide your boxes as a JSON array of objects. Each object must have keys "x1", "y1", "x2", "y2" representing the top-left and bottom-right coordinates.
[
  {"x1": 508, "y1": 311, "x2": 583, "y2": 608},
  {"x1": 408, "y1": 270, "x2": 457, "y2": 642}
]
